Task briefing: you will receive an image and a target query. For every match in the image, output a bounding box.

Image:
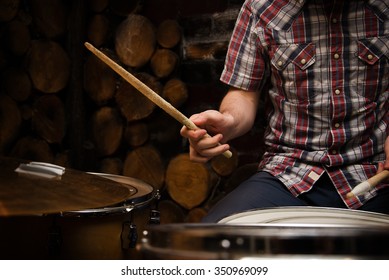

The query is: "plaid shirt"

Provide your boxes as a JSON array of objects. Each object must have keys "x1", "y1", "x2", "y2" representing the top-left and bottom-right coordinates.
[{"x1": 220, "y1": 0, "x2": 389, "y2": 209}]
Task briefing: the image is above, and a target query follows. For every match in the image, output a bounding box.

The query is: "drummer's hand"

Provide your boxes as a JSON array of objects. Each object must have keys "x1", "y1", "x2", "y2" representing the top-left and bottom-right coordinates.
[
  {"x1": 180, "y1": 110, "x2": 232, "y2": 163},
  {"x1": 377, "y1": 136, "x2": 389, "y2": 182}
]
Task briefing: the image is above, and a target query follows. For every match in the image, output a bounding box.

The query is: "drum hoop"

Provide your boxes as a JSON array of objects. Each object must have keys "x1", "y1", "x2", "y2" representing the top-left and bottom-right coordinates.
[
  {"x1": 140, "y1": 223, "x2": 389, "y2": 259},
  {"x1": 217, "y1": 206, "x2": 389, "y2": 225},
  {"x1": 140, "y1": 243, "x2": 375, "y2": 260},
  {"x1": 144, "y1": 222, "x2": 389, "y2": 235},
  {"x1": 62, "y1": 190, "x2": 159, "y2": 216}
]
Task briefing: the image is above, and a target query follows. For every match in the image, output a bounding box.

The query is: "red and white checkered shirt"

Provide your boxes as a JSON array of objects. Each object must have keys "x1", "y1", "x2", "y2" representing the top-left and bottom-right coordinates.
[{"x1": 220, "y1": 0, "x2": 389, "y2": 209}]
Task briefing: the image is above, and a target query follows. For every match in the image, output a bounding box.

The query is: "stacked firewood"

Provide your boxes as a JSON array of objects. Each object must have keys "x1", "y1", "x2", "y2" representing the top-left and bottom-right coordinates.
[
  {"x1": 0, "y1": 0, "x2": 70, "y2": 164},
  {"x1": 0, "y1": 0, "x2": 260, "y2": 224}
]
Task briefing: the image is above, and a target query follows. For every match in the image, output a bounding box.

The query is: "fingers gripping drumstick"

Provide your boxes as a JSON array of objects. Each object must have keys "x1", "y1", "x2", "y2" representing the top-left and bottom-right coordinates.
[
  {"x1": 346, "y1": 170, "x2": 389, "y2": 199},
  {"x1": 85, "y1": 42, "x2": 232, "y2": 159}
]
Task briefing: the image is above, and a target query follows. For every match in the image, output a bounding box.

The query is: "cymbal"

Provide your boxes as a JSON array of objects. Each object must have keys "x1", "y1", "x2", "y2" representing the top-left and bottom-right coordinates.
[{"x1": 0, "y1": 156, "x2": 133, "y2": 216}]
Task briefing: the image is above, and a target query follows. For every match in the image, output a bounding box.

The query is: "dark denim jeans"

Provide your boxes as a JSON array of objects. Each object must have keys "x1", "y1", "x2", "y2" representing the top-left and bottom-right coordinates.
[{"x1": 202, "y1": 171, "x2": 389, "y2": 223}]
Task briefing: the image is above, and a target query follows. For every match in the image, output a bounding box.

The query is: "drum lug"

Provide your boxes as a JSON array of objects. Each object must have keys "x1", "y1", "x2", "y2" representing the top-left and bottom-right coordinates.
[
  {"x1": 121, "y1": 221, "x2": 138, "y2": 249},
  {"x1": 149, "y1": 209, "x2": 160, "y2": 225}
]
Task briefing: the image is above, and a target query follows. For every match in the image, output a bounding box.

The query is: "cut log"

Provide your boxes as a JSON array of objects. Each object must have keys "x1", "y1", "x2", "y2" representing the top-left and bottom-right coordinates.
[
  {"x1": 31, "y1": 95, "x2": 65, "y2": 144},
  {"x1": 5, "y1": 18, "x2": 31, "y2": 55},
  {"x1": 99, "y1": 157, "x2": 123, "y2": 175},
  {"x1": 87, "y1": 14, "x2": 110, "y2": 48},
  {"x1": 123, "y1": 145, "x2": 165, "y2": 190},
  {"x1": 150, "y1": 48, "x2": 179, "y2": 78},
  {"x1": 157, "y1": 19, "x2": 181, "y2": 49},
  {"x1": 185, "y1": 207, "x2": 208, "y2": 223},
  {"x1": 162, "y1": 78, "x2": 188, "y2": 108},
  {"x1": 0, "y1": 94, "x2": 21, "y2": 154},
  {"x1": 2, "y1": 66, "x2": 32, "y2": 102},
  {"x1": 124, "y1": 121, "x2": 149, "y2": 147},
  {"x1": 158, "y1": 200, "x2": 185, "y2": 224},
  {"x1": 115, "y1": 14, "x2": 156, "y2": 68},
  {"x1": 210, "y1": 147, "x2": 238, "y2": 177},
  {"x1": 28, "y1": 0, "x2": 68, "y2": 39},
  {"x1": 87, "y1": 0, "x2": 108, "y2": 13},
  {"x1": 90, "y1": 106, "x2": 124, "y2": 157},
  {"x1": 54, "y1": 150, "x2": 71, "y2": 168},
  {"x1": 115, "y1": 72, "x2": 162, "y2": 122},
  {"x1": 10, "y1": 136, "x2": 54, "y2": 162},
  {"x1": 109, "y1": 0, "x2": 142, "y2": 16},
  {"x1": 19, "y1": 104, "x2": 33, "y2": 120},
  {"x1": 0, "y1": 0, "x2": 20, "y2": 22},
  {"x1": 26, "y1": 40, "x2": 71, "y2": 93},
  {"x1": 166, "y1": 153, "x2": 218, "y2": 210},
  {"x1": 84, "y1": 52, "x2": 116, "y2": 105}
]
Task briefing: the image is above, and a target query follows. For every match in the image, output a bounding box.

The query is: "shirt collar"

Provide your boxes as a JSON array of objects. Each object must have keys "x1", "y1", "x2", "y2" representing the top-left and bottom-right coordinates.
[{"x1": 252, "y1": 0, "x2": 305, "y2": 31}]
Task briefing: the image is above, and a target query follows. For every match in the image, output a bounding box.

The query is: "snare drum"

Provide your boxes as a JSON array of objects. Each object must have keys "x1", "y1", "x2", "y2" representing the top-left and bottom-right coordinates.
[
  {"x1": 56, "y1": 173, "x2": 159, "y2": 259},
  {"x1": 0, "y1": 173, "x2": 159, "y2": 259},
  {"x1": 140, "y1": 207, "x2": 389, "y2": 260}
]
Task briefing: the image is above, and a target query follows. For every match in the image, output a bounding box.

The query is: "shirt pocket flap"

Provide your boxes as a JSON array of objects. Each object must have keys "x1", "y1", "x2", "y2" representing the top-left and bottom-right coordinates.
[
  {"x1": 271, "y1": 42, "x2": 316, "y2": 71},
  {"x1": 357, "y1": 36, "x2": 389, "y2": 65}
]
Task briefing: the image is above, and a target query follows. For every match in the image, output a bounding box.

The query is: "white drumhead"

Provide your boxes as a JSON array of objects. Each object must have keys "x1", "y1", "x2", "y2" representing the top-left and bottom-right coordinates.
[{"x1": 218, "y1": 207, "x2": 389, "y2": 227}]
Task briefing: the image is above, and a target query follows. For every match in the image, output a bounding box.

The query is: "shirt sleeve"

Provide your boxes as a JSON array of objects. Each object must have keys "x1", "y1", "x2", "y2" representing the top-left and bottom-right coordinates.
[{"x1": 220, "y1": 1, "x2": 267, "y2": 91}]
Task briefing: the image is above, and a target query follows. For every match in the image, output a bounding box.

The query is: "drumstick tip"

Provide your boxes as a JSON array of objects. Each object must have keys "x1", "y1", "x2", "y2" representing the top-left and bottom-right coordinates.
[
  {"x1": 84, "y1": 42, "x2": 92, "y2": 49},
  {"x1": 223, "y1": 150, "x2": 233, "y2": 158}
]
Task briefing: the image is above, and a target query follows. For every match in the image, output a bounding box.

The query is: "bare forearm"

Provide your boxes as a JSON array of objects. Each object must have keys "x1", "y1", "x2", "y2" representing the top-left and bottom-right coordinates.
[{"x1": 219, "y1": 87, "x2": 259, "y2": 141}]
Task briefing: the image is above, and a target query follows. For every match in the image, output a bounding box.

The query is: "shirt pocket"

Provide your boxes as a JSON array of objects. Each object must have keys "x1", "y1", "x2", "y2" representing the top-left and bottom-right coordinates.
[
  {"x1": 357, "y1": 36, "x2": 388, "y2": 65},
  {"x1": 271, "y1": 42, "x2": 316, "y2": 71},
  {"x1": 356, "y1": 36, "x2": 389, "y2": 101},
  {"x1": 269, "y1": 42, "x2": 316, "y2": 103}
]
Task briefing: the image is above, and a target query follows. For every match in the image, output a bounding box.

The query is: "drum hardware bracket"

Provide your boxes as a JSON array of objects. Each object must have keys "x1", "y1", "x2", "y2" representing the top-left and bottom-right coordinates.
[
  {"x1": 149, "y1": 209, "x2": 160, "y2": 225},
  {"x1": 120, "y1": 206, "x2": 160, "y2": 250},
  {"x1": 122, "y1": 190, "x2": 161, "y2": 214},
  {"x1": 149, "y1": 192, "x2": 161, "y2": 225},
  {"x1": 121, "y1": 220, "x2": 138, "y2": 249}
]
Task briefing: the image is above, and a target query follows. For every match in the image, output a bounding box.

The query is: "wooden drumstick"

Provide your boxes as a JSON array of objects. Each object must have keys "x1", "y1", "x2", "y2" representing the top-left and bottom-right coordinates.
[
  {"x1": 346, "y1": 170, "x2": 389, "y2": 199},
  {"x1": 84, "y1": 42, "x2": 232, "y2": 159}
]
